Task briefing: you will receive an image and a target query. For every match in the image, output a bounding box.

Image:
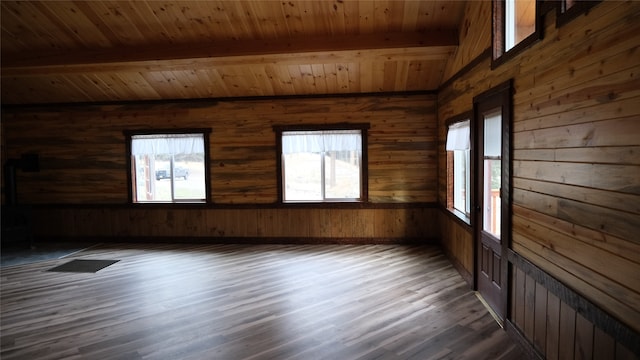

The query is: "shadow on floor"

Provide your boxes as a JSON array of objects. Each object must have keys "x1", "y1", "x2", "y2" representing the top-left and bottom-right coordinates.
[{"x1": 1, "y1": 242, "x2": 98, "y2": 267}]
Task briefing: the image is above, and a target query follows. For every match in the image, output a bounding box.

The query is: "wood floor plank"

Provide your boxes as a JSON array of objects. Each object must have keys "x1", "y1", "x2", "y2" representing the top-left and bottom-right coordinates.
[{"x1": 1, "y1": 243, "x2": 528, "y2": 359}]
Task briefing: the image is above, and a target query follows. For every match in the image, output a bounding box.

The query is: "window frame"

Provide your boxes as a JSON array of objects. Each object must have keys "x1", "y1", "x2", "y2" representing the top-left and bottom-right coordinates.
[
  {"x1": 124, "y1": 128, "x2": 212, "y2": 204},
  {"x1": 274, "y1": 123, "x2": 370, "y2": 204},
  {"x1": 556, "y1": 0, "x2": 602, "y2": 27},
  {"x1": 492, "y1": 0, "x2": 543, "y2": 69},
  {"x1": 445, "y1": 112, "x2": 473, "y2": 224}
]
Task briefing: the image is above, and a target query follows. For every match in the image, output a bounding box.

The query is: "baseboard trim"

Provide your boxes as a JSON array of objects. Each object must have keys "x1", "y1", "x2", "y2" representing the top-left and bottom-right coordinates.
[{"x1": 35, "y1": 236, "x2": 440, "y2": 246}]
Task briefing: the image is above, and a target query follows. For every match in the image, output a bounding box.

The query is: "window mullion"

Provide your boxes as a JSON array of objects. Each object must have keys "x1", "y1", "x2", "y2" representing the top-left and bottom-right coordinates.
[
  {"x1": 321, "y1": 150, "x2": 326, "y2": 201},
  {"x1": 170, "y1": 154, "x2": 176, "y2": 202}
]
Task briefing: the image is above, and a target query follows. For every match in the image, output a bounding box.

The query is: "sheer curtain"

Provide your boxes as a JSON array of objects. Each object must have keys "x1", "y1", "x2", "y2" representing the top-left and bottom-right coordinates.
[
  {"x1": 446, "y1": 120, "x2": 470, "y2": 151},
  {"x1": 282, "y1": 130, "x2": 361, "y2": 154},
  {"x1": 131, "y1": 134, "x2": 204, "y2": 155}
]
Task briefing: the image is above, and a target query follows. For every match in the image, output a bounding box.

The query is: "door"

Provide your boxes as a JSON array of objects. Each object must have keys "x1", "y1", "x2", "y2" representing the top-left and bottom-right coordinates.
[{"x1": 473, "y1": 81, "x2": 512, "y2": 323}]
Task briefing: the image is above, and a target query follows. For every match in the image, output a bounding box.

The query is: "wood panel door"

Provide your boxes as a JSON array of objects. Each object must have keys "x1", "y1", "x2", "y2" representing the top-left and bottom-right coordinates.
[{"x1": 473, "y1": 81, "x2": 513, "y2": 323}]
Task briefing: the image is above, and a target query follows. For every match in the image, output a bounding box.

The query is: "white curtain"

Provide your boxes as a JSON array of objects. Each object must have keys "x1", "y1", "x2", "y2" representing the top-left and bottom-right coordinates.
[
  {"x1": 131, "y1": 134, "x2": 204, "y2": 155},
  {"x1": 282, "y1": 130, "x2": 361, "y2": 154},
  {"x1": 446, "y1": 120, "x2": 470, "y2": 151}
]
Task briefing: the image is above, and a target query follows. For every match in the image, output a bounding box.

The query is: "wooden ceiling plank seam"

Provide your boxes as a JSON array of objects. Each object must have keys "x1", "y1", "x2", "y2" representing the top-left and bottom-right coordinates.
[
  {"x1": 140, "y1": 71, "x2": 183, "y2": 100},
  {"x1": 278, "y1": 0, "x2": 303, "y2": 37},
  {"x1": 382, "y1": 61, "x2": 398, "y2": 92},
  {"x1": 359, "y1": 60, "x2": 374, "y2": 93},
  {"x1": 322, "y1": 63, "x2": 339, "y2": 95},
  {"x1": 200, "y1": 68, "x2": 233, "y2": 98},
  {"x1": 262, "y1": 65, "x2": 283, "y2": 96},
  {"x1": 373, "y1": 0, "x2": 392, "y2": 33},
  {"x1": 348, "y1": 61, "x2": 361, "y2": 94},
  {"x1": 250, "y1": 65, "x2": 277, "y2": 97},
  {"x1": 224, "y1": 1, "x2": 256, "y2": 41},
  {"x1": 287, "y1": 64, "x2": 306, "y2": 96},
  {"x1": 234, "y1": 65, "x2": 265, "y2": 97},
  {"x1": 171, "y1": 69, "x2": 205, "y2": 99},
  {"x1": 68, "y1": 73, "x2": 108, "y2": 103},
  {"x1": 217, "y1": 66, "x2": 242, "y2": 97},
  {"x1": 272, "y1": 64, "x2": 297, "y2": 96},
  {"x1": 6, "y1": 2, "x2": 81, "y2": 51},
  {"x1": 418, "y1": 60, "x2": 434, "y2": 90},
  {"x1": 106, "y1": 72, "x2": 142, "y2": 101},
  {"x1": 311, "y1": 1, "x2": 336, "y2": 37},
  {"x1": 298, "y1": 64, "x2": 316, "y2": 94},
  {"x1": 58, "y1": 1, "x2": 120, "y2": 50},
  {"x1": 83, "y1": 73, "x2": 123, "y2": 101},
  {"x1": 256, "y1": 1, "x2": 288, "y2": 39},
  {"x1": 126, "y1": 71, "x2": 163, "y2": 100},
  {"x1": 32, "y1": 2, "x2": 86, "y2": 48},
  {"x1": 0, "y1": 2, "x2": 59, "y2": 52},
  {"x1": 341, "y1": 0, "x2": 360, "y2": 34},
  {"x1": 95, "y1": 1, "x2": 150, "y2": 46},
  {"x1": 336, "y1": 63, "x2": 350, "y2": 93},
  {"x1": 122, "y1": 0, "x2": 172, "y2": 45},
  {"x1": 372, "y1": 61, "x2": 386, "y2": 92},
  {"x1": 298, "y1": 1, "x2": 320, "y2": 36},
  {"x1": 176, "y1": 2, "x2": 216, "y2": 42},
  {"x1": 137, "y1": 1, "x2": 181, "y2": 44},
  {"x1": 387, "y1": 0, "x2": 408, "y2": 33},
  {"x1": 160, "y1": 3, "x2": 201, "y2": 42},
  {"x1": 358, "y1": 1, "x2": 375, "y2": 34},
  {"x1": 262, "y1": 65, "x2": 286, "y2": 96},
  {"x1": 401, "y1": 0, "x2": 421, "y2": 32},
  {"x1": 195, "y1": 2, "x2": 238, "y2": 41},
  {"x1": 141, "y1": 2, "x2": 186, "y2": 43},
  {"x1": 238, "y1": 1, "x2": 265, "y2": 40},
  {"x1": 310, "y1": 63, "x2": 328, "y2": 95},
  {"x1": 416, "y1": 1, "x2": 438, "y2": 32},
  {"x1": 329, "y1": 0, "x2": 347, "y2": 36},
  {"x1": 394, "y1": 60, "x2": 410, "y2": 91}
]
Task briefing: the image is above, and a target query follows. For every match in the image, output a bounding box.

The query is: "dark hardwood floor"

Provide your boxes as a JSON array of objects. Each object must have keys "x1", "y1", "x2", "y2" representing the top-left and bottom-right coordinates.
[{"x1": 1, "y1": 243, "x2": 527, "y2": 359}]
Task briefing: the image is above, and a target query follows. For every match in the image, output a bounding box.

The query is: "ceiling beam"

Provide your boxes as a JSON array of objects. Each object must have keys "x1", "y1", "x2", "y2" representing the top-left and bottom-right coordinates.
[{"x1": 2, "y1": 31, "x2": 457, "y2": 77}]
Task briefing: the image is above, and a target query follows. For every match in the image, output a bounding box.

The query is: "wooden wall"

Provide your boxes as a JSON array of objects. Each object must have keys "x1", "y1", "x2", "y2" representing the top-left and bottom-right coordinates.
[
  {"x1": 438, "y1": 0, "x2": 640, "y2": 355},
  {"x1": 2, "y1": 93, "x2": 439, "y2": 242}
]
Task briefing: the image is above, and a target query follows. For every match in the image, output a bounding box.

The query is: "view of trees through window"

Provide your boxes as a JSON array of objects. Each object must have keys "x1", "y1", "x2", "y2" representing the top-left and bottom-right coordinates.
[
  {"x1": 283, "y1": 150, "x2": 361, "y2": 201},
  {"x1": 281, "y1": 129, "x2": 363, "y2": 202}
]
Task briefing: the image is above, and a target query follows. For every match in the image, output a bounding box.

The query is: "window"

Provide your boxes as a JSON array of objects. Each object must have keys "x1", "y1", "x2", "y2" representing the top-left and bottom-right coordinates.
[
  {"x1": 125, "y1": 129, "x2": 211, "y2": 203},
  {"x1": 482, "y1": 111, "x2": 502, "y2": 237},
  {"x1": 493, "y1": 0, "x2": 541, "y2": 67},
  {"x1": 556, "y1": 0, "x2": 601, "y2": 27},
  {"x1": 275, "y1": 125, "x2": 369, "y2": 203},
  {"x1": 446, "y1": 118, "x2": 471, "y2": 220}
]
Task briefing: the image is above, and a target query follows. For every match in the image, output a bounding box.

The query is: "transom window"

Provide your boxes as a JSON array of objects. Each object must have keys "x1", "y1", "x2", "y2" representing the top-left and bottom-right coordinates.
[
  {"x1": 493, "y1": 0, "x2": 541, "y2": 66},
  {"x1": 125, "y1": 129, "x2": 210, "y2": 203},
  {"x1": 275, "y1": 125, "x2": 369, "y2": 203}
]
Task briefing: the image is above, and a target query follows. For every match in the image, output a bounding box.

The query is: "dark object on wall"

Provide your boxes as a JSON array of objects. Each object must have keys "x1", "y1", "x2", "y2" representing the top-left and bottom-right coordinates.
[
  {"x1": 1, "y1": 205, "x2": 33, "y2": 249},
  {"x1": 2, "y1": 153, "x2": 39, "y2": 249},
  {"x1": 3, "y1": 153, "x2": 39, "y2": 206}
]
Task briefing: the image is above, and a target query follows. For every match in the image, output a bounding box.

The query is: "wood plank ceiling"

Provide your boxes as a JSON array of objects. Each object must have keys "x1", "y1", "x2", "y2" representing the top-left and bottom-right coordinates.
[{"x1": 1, "y1": 1, "x2": 465, "y2": 105}]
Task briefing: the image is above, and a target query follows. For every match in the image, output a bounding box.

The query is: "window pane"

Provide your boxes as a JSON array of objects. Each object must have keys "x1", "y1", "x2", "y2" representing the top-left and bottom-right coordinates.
[
  {"x1": 505, "y1": 0, "x2": 536, "y2": 51},
  {"x1": 483, "y1": 159, "x2": 501, "y2": 237},
  {"x1": 283, "y1": 152, "x2": 322, "y2": 201},
  {"x1": 131, "y1": 133, "x2": 206, "y2": 203},
  {"x1": 453, "y1": 150, "x2": 470, "y2": 215},
  {"x1": 282, "y1": 129, "x2": 363, "y2": 202},
  {"x1": 484, "y1": 111, "x2": 502, "y2": 157},
  {"x1": 173, "y1": 154, "x2": 206, "y2": 200},
  {"x1": 324, "y1": 150, "x2": 361, "y2": 199}
]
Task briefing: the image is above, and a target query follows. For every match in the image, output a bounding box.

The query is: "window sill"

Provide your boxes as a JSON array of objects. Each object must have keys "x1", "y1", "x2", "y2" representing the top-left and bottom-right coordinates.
[{"x1": 447, "y1": 208, "x2": 471, "y2": 227}]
